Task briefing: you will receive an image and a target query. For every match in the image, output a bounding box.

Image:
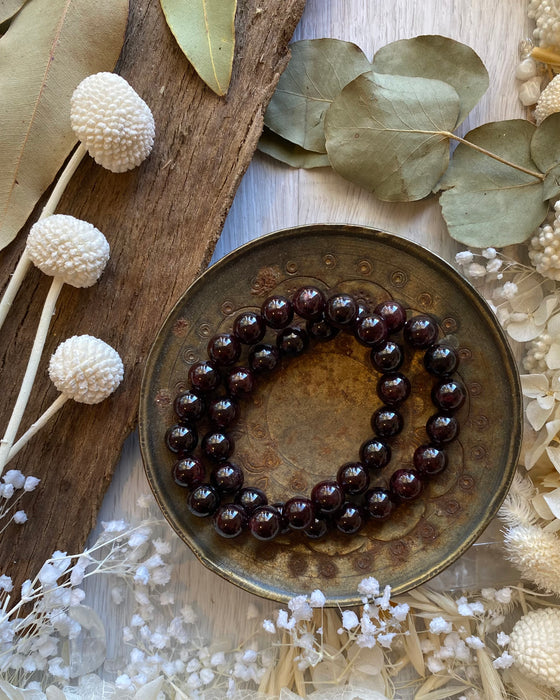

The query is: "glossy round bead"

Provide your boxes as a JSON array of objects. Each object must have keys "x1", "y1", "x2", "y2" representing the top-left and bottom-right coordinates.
[
  {"x1": 188, "y1": 483, "x2": 220, "y2": 517},
  {"x1": 304, "y1": 515, "x2": 329, "y2": 539},
  {"x1": 424, "y1": 343, "x2": 459, "y2": 376},
  {"x1": 371, "y1": 407, "x2": 404, "y2": 437},
  {"x1": 370, "y1": 341, "x2": 404, "y2": 373},
  {"x1": 404, "y1": 315, "x2": 439, "y2": 349},
  {"x1": 374, "y1": 300, "x2": 407, "y2": 333},
  {"x1": 188, "y1": 360, "x2": 220, "y2": 392},
  {"x1": 413, "y1": 445, "x2": 447, "y2": 477},
  {"x1": 335, "y1": 502, "x2": 366, "y2": 534},
  {"x1": 261, "y1": 295, "x2": 293, "y2": 329},
  {"x1": 306, "y1": 316, "x2": 340, "y2": 341},
  {"x1": 208, "y1": 396, "x2": 239, "y2": 429},
  {"x1": 272, "y1": 502, "x2": 291, "y2": 534},
  {"x1": 165, "y1": 424, "x2": 198, "y2": 454},
  {"x1": 210, "y1": 461, "x2": 244, "y2": 493},
  {"x1": 311, "y1": 480, "x2": 344, "y2": 514},
  {"x1": 234, "y1": 486, "x2": 268, "y2": 515},
  {"x1": 277, "y1": 326, "x2": 309, "y2": 356},
  {"x1": 432, "y1": 378, "x2": 467, "y2": 412},
  {"x1": 360, "y1": 438, "x2": 391, "y2": 470},
  {"x1": 390, "y1": 469, "x2": 423, "y2": 501},
  {"x1": 172, "y1": 456, "x2": 205, "y2": 488},
  {"x1": 248, "y1": 343, "x2": 280, "y2": 373},
  {"x1": 426, "y1": 414, "x2": 459, "y2": 444},
  {"x1": 207, "y1": 333, "x2": 241, "y2": 367},
  {"x1": 233, "y1": 311, "x2": 266, "y2": 344},
  {"x1": 292, "y1": 286, "x2": 326, "y2": 320},
  {"x1": 174, "y1": 389, "x2": 205, "y2": 423},
  {"x1": 365, "y1": 488, "x2": 396, "y2": 520},
  {"x1": 213, "y1": 503, "x2": 247, "y2": 538},
  {"x1": 355, "y1": 314, "x2": 388, "y2": 348},
  {"x1": 325, "y1": 293, "x2": 358, "y2": 329},
  {"x1": 284, "y1": 497, "x2": 314, "y2": 530},
  {"x1": 377, "y1": 373, "x2": 411, "y2": 406},
  {"x1": 354, "y1": 301, "x2": 370, "y2": 325},
  {"x1": 201, "y1": 432, "x2": 234, "y2": 461},
  {"x1": 337, "y1": 462, "x2": 370, "y2": 495},
  {"x1": 225, "y1": 366, "x2": 255, "y2": 398},
  {"x1": 249, "y1": 505, "x2": 282, "y2": 541}
]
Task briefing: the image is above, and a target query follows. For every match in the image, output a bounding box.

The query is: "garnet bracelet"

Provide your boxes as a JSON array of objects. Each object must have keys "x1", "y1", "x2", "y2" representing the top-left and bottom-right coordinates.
[{"x1": 164, "y1": 286, "x2": 466, "y2": 542}]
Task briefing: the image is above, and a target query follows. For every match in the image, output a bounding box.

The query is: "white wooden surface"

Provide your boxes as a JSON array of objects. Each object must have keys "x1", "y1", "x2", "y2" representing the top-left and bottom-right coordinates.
[{"x1": 90, "y1": 0, "x2": 530, "y2": 660}]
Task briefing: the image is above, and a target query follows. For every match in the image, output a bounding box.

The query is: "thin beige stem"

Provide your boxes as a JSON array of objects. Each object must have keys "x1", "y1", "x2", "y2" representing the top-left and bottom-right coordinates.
[
  {"x1": 40, "y1": 143, "x2": 87, "y2": 219},
  {"x1": 0, "y1": 276, "x2": 64, "y2": 475},
  {"x1": 0, "y1": 250, "x2": 32, "y2": 331},
  {"x1": 7, "y1": 394, "x2": 68, "y2": 463}
]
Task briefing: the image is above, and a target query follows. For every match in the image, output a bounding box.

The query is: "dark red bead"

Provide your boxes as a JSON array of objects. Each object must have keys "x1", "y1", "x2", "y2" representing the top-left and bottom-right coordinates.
[
  {"x1": 172, "y1": 456, "x2": 205, "y2": 488},
  {"x1": 424, "y1": 343, "x2": 459, "y2": 376},
  {"x1": 292, "y1": 286, "x2": 326, "y2": 320},
  {"x1": 201, "y1": 432, "x2": 234, "y2": 461},
  {"x1": 304, "y1": 516, "x2": 329, "y2": 539},
  {"x1": 188, "y1": 483, "x2": 220, "y2": 517},
  {"x1": 208, "y1": 397, "x2": 239, "y2": 429},
  {"x1": 360, "y1": 438, "x2": 391, "y2": 470},
  {"x1": 249, "y1": 505, "x2": 281, "y2": 540},
  {"x1": 271, "y1": 502, "x2": 291, "y2": 534},
  {"x1": 365, "y1": 488, "x2": 396, "y2": 520},
  {"x1": 165, "y1": 424, "x2": 198, "y2": 454},
  {"x1": 426, "y1": 414, "x2": 459, "y2": 444},
  {"x1": 210, "y1": 462, "x2": 244, "y2": 493},
  {"x1": 390, "y1": 469, "x2": 423, "y2": 501},
  {"x1": 277, "y1": 326, "x2": 309, "y2": 356},
  {"x1": 174, "y1": 390, "x2": 205, "y2": 423},
  {"x1": 306, "y1": 316, "x2": 340, "y2": 341},
  {"x1": 249, "y1": 344, "x2": 280, "y2": 373},
  {"x1": 413, "y1": 445, "x2": 447, "y2": 476},
  {"x1": 337, "y1": 462, "x2": 370, "y2": 495},
  {"x1": 225, "y1": 366, "x2": 255, "y2": 398},
  {"x1": 355, "y1": 314, "x2": 388, "y2": 348},
  {"x1": 432, "y1": 379, "x2": 467, "y2": 412},
  {"x1": 370, "y1": 341, "x2": 404, "y2": 373},
  {"x1": 188, "y1": 360, "x2": 220, "y2": 392},
  {"x1": 284, "y1": 497, "x2": 314, "y2": 530},
  {"x1": 335, "y1": 503, "x2": 366, "y2": 534},
  {"x1": 311, "y1": 480, "x2": 344, "y2": 514},
  {"x1": 404, "y1": 315, "x2": 439, "y2": 349},
  {"x1": 377, "y1": 373, "x2": 411, "y2": 406},
  {"x1": 234, "y1": 487, "x2": 268, "y2": 515},
  {"x1": 213, "y1": 503, "x2": 247, "y2": 538},
  {"x1": 233, "y1": 311, "x2": 266, "y2": 344},
  {"x1": 325, "y1": 293, "x2": 358, "y2": 329},
  {"x1": 207, "y1": 333, "x2": 241, "y2": 366},
  {"x1": 261, "y1": 295, "x2": 294, "y2": 329},
  {"x1": 372, "y1": 407, "x2": 404, "y2": 437},
  {"x1": 374, "y1": 300, "x2": 407, "y2": 333}
]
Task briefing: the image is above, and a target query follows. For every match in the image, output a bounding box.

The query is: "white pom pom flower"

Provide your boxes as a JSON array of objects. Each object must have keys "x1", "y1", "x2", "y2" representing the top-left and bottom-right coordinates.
[
  {"x1": 534, "y1": 73, "x2": 560, "y2": 126},
  {"x1": 71, "y1": 72, "x2": 155, "y2": 173},
  {"x1": 49, "y1": 335, "x2": 124, "y2": 405},
  {"x1": 26, "y1": 214, "x2": 110, "y2": 288},
  {"x1": 509, "y1": 607, "x2": 560, "y2": 689}
]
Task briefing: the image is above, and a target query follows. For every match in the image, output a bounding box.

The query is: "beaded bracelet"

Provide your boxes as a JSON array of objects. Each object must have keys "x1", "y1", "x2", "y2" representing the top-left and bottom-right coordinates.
[{"x1": 164, "y1": 286, "x2": 466, "y2": 542}]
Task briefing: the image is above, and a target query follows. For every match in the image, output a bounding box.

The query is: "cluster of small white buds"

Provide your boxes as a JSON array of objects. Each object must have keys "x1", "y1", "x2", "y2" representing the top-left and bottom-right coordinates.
[
  {"x1": 522, "y1": 332, "x2": 553, "y2": 373},
  {"x1": 528, "y1": 0, "x2": 560, "y2": 48},
  {"x1": 528, "y1": 201, "x2": 560, "y2": 280}
]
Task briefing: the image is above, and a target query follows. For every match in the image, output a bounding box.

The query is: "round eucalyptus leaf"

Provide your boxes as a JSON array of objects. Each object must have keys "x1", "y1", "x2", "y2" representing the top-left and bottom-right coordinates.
[
  {"x1": 258, "y1": 128, "x2": 331, "y2": 169},
  {"x1": 531, "y1": 112, "x2": 560, "y2": 201}
]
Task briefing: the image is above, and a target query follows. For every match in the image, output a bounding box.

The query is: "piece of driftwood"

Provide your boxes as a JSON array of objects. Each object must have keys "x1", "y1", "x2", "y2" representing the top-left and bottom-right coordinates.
[{"x1": 0, "y1": 0, "x2": 306, "y2": 590}]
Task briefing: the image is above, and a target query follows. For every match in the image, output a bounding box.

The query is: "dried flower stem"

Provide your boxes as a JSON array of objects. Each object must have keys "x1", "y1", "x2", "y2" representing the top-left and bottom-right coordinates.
[
  {"x1": 0, "y1": 276, "x2": 64, "y2": 475},
  {"x1": 7, "y1": 394, "x2": 68, "y2": 463},
  {"x1": 531, "y1": 46, "x2": 560, "y2": 70}
]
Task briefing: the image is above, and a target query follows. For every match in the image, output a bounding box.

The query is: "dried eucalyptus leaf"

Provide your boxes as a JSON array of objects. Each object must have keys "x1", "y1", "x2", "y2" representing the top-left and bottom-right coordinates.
[
  {"x1": 258, "y1": 127, "x2": 331, "y2": 169},
  {"x1": 324, "y1": 72, "x2": 460, "y2": 201},
  {"x1": 371, "y1": 35, "x2": 488, "y2": 127},
  {"x1": 264, "y1": 38, "x2": 371, "y2": 153},
  {"x1": 438, "y1": 120, "x2": 547, "y2": 246},
  {"x1": 160, "y1": 0, "x2": 236, "y2": 96},
  {"x1": 0, "y1": 0, "x2": 27, "y2": 24},
  {"x1": 531, "y1": 112, "x2": 560, "y2": 201},
  {"x1": 0, "y1": 0, "x2": 129, "y2": 250}
]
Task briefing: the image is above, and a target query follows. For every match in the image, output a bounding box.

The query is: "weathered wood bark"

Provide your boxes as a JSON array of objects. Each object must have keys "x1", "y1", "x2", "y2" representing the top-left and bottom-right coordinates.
[{"x1": 0, "y1": 0, "x2": 306, "y2": 589}]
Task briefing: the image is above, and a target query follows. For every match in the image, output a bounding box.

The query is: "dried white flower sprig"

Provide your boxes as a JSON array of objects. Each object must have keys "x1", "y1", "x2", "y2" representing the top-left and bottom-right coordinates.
[{"x1": 5, "y1": 335, "x2": 123, "y2": 464}]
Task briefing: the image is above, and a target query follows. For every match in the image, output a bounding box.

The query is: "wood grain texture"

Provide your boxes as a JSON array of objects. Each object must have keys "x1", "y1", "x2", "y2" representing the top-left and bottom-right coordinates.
[{"x1": 0, "y1": 0, "x2": 306, "y2": 589}]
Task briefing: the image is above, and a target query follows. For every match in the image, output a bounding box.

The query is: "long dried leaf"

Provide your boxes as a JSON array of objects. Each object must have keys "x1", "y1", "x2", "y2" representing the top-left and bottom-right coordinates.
[
  {"x1": 0, "y1": 0, "x2": 128, "y2": 250},
  {"x1": 258, "y1": 127, "x2": 331, "y2": 169},
  {"x1": 0, "y1": 0, "x2": 28, "y2": 24},
  {"x1": 160, "y1": 0, "x2": 236, "y2": 96}
]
